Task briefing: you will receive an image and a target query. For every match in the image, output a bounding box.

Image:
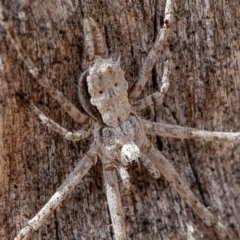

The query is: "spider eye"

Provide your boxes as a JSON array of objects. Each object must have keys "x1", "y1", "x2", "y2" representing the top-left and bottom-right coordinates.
[
  {"x1": 114, "y1": 83, "x2": 118, "y2": 87},
  {"x1": 99, "y1": 90, "x2": 103, "y2": 94}
]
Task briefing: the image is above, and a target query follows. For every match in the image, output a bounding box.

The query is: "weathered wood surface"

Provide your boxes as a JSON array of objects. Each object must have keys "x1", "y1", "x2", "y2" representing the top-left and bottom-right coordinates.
[{"x1": 0, "y1": 0, "x2": 240, "y2": 239}]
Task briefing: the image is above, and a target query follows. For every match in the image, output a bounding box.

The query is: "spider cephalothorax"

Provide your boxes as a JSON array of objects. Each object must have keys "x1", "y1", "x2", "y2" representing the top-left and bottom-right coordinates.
[
  {"x1": 87, "y1": 57, "x2": 131, "y2": 127},
  {"x1": 1, "y1": 0, "x2": 239, "y2": 239}
]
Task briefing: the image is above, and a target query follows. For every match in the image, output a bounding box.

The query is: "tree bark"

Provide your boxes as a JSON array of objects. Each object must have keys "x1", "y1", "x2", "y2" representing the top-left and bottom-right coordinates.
[{"x1": 1, "y1": 0, "x2": 240, "y2": 239}]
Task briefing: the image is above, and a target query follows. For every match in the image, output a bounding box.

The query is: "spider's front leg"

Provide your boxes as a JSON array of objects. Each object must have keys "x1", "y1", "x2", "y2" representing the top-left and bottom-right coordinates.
[
  {"x1": 129, "y1": 0, "x2": 174, "y2": 100},
  {"x1": 15, "y1": 143, "x2": 98, "y2": 240},
  {"x1": 143, "y1": 142, "x2": 231, "y2": 240},
  {"x1": 132, "y1": 59, "x2": 171, "y2": 111},
  {"x1": 0, "y1": 5, "x2": 89, "y2": 124}
]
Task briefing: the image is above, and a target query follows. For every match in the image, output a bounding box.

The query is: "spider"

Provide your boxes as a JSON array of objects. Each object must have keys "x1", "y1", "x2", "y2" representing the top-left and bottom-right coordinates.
[{"x1": 0, "y1": 1, "x2": 239, "y2": 239}]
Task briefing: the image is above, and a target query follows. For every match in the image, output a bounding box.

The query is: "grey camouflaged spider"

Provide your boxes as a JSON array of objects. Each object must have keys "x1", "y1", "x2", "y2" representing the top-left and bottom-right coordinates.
[{"x1": 1, "y1": 0, "x2": 240, "y2": 239}]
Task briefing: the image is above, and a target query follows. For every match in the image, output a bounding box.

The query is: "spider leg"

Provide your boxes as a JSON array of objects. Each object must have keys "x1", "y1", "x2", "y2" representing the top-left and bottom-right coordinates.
[
  {"x1": 132, "y1": 92, "x2": 164, "y2": 111},
  {"x1": 103, "y1": 168, "x2": 127, "y2": 240},
  {"x1": 132, "y1": 59, "x2": 171, "y2": 111},
  {"x1": 143, "y1": 142, "x2": 230, "y2": 240},
  {"x1": 143, "y1": 120, "x2": 240, "y2": 143},
  {"x1": 140, "y1": 153, "x2": 160, "y2": 179},
  {"x1": 118, "y1": 165, "x2": 131, "y2": 194},
  {"x1": 30, "y1": 101, "x2": 92, "y2": 141},
  {"x1": 0, "y1": 5, "x2": 89, "y2": 124},
  {"x1": 83, "y1": 18, "x2": 95, "y2": 63},
  {"x1": 129, "y1": 0, "x2": 174, "y2": 100},
  {"x1": 88, "y1": 17, "x2": 108, "y2": 58},
  {"x1": 83, "y1": 17, "x2": 108, "y2": 67},
  {"x1": 14, "y1": 144, "x2": 98, "y2": 240}
]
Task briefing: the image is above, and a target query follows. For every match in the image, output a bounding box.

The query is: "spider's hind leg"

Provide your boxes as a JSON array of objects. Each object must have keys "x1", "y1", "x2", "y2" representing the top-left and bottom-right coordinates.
[
  {"x1": 143, "y1": 142, "x2": 231, "y2": 240},
  {"x1": 103, "y1": 168, "x2": 127, "y2": 240},
  {"x1": 118, "y1": 165, "x2": 131, "y2": 195},
  {"x1": 14, "y1": 144, "x2": 98, "y2": 240}
]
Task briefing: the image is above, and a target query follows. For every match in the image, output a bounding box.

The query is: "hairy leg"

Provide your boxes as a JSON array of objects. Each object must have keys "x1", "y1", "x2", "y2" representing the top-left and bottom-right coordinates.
[
  {"x1": 143, "y1": 142, "x2": 230, "y2": 240},
  {"x1": 129, "y1": 0, "x2": 174, "y2": 100},
  {"x1": 0, "y1": 5, "x2": 89, "y2": 124},
  {"x1": 132, "y1": 92, "x2": 164, "y2": 111},
  {"x1": 82, "y1": 17, "x2": 108, "y2": 69},
  {"x1": 30, "y1": 102, "x2": 92, "y2": 141},
  {"x1": 103, "y1": 168, "x2": 127, "y2": 240},
  {"x1": 143, "y1": 120, "x2": 240, "y2": 143},
  {"x1": 88, "y1": 17, "x2": 108, "y2": 58},
  {"x1": 118, "y1": 165, "x2": 131, "y2": 194},
  {"x1": 83, "y1": 18, "x2": 95, "y2": 62},
  {"x1": 132, "y1": 59, "x2": 171, "y2": 111},
  {"x1": 14, "y1": 144, "x2": 98, "y2": 240},
  {"x1": 140, "y1": 153, "x2": 160, "y2": 178}
]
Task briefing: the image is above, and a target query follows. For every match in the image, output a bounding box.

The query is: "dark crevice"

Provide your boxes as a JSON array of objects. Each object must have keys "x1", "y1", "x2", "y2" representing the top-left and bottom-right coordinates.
[
  {"x1": 159, "y1": 15, "x2": 164, "y2": 28},
  {"x1": 104, "y1": 24, "x2": 110, "y2": 55},
  {"x1": 152, "y1": 65, "x2": 159, "y2": 122},
  {"x1": 156, "y1": 137, "x2": 163, "y2": 151},
  {"x1": 152, "y1": 65, "x2": 158, "y2": 91},
  {"x1": 54, "y1": 211, "x2": 60, "y2": 240},
  {"x1": 154, "y1": 0, "x2": 158, "y2": 40},
  {"x1": 184, "y1": 140, "x2": 208, "y2": 207},
  {"x1": 79, "y1": 0, "x2": 84, "y2": 18}
]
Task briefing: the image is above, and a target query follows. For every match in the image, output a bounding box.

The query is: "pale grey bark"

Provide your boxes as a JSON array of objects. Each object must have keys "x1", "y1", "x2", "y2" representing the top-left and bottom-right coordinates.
[{"x1": 1, "y1": 0, "x2": 240, "y2": 240}]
